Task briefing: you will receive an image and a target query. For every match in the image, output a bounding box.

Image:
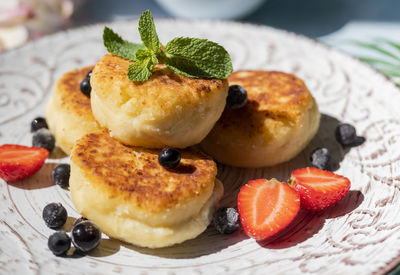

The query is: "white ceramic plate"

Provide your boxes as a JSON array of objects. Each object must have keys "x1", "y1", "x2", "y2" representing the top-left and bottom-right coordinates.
[{"x1": 1, "y1": 19, "x2": 400, "y2": 275}]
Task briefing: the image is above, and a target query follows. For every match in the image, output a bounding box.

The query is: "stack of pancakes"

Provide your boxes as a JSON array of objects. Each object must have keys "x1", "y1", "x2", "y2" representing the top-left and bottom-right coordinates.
[{"x1": 46, "y1": 54, "x2": 320, "y2": 248}]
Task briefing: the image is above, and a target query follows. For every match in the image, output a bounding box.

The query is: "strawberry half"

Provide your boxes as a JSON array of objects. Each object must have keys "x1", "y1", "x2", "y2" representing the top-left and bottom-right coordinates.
[
  {"x1": 237, "y1": 178, "x2": 300, "y2": 240},
  {"x1": 0, "y1": 144, "x2": 49, "y2": 182},
  {"x1": 289, "y1": 167, "x2": 351, "y2": 211}
]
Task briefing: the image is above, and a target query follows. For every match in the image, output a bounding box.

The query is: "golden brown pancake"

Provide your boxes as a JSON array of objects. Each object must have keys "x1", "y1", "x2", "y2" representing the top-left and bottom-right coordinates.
[
  {"x1": 200, "y1": 70, "x2": 320, "y2": 167},
  {"x1": 90, "y1": 54, "x2": 228, "y2": 148},
  {"x1": 70, "y1": 130, "x2": 224, "y2": 248},
  {"x1": 45, "y1": 66, "x2": 101, "y2": 154}
]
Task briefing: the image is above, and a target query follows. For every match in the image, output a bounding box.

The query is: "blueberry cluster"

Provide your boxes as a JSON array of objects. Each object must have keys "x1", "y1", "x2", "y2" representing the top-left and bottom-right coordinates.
[
  {"x1": 31, "y1": 117, "x2": 55, "y2": 153},
  {"x1": 309, "y1": 123, "x2": 365, "y2": 170},
  {"x1": 80, "y1": 70, "x2": 92, "y2": 98},
  {"x1": 43, "y1": 203, "x2": 101, "y2": 256}
]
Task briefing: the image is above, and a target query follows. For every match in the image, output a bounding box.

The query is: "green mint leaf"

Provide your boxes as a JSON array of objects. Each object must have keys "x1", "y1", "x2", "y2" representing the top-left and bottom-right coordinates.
[
  {"x1": 164, "y1": 56, "x2": 212, "y2": 78},
  {"x1": 138, "y1": 10, "x2": 161, "y2": 54},
  {"x1": 127, "y1": 49, "x2": 158, "y2": 81},
  {"x1": 103, "y1": 27, "x2": 145, "y2": 61},
  {"x1": 165, "y1": 37, "x2": 233, "y2": 79}
]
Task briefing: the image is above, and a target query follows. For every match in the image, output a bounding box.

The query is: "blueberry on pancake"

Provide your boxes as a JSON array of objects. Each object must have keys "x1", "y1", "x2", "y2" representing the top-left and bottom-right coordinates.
[
  {"x1": 46, "y1": 66, "x2": 101, "y2": 154},
  {"x1": 200, "y1": 70, "x2": 320, "y2": 168},
  {"x1": 70, "y1": 130, "x2": 224, "y2": 248}
]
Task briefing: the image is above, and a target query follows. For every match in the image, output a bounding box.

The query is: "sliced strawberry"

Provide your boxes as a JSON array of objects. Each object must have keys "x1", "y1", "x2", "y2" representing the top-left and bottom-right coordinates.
[
  {"x1": 237, "y1": 178, "x2": 300, "y2": 240},
  {"x1": 290, "y1": 167, "x2": 351, "y2": 211},
  {"x1": 0, "y1": 144, "x2": 49, "y2": 182}
]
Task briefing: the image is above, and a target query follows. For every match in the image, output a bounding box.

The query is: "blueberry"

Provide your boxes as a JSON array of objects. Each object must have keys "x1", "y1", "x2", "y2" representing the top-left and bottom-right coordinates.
[
  {"x1": 335, "y1": 123, "x2": 365, "y2": 148},
  {"x1": 80, "y1": 77, "x2": 91, "y2": 97},
  {"x1": 213, "y1": 207, "x2": 239, "y2": 234},
  {"x1": 71, "y1": 221, "x2": 101, "y2": 253},
  {"x1": 30, "y1": 117, "x2": 48, "y2": 132},
  {"x1": 86, "y1": 70, "x2": 92, "y2": 79},
  {"x1": 42, "y1": 203, "x2": 68, "y2": 229},
  {"x1": 345, "y1": 136, "x2": 366, "y2": 147},
  {"x1": 310, "y1": 147, "x2": 331, "y2": 170},
  {"x1": 74, "y1": 217, "x2": 88, "y2": 227},
  {"x1": 52, "y1": 164, "x2": 70, "y2": 188},
  {"x1": 48, "y1": 231, "x2": 71, "y2": 256},
  {"x1": 32, "y1": 128, "x2": 55, "y2": 152},
  {"x1": 158, "y1": 148, "x2": 181, "y2": 169},
  {"x1": 226, "y1": 85, "x2": 247, "y2": 109}
]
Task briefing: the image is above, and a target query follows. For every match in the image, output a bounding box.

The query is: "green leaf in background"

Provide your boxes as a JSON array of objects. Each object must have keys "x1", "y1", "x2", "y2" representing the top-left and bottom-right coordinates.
[
  {"x1": 103, "y1": 27, "x2": 145, "y2": 61},
  {"x1": 376, "y1": 38, "x2": 400, "y2": 53},
  {"x1": 165, "y1": 37, "x2": 233, "y2": 79},
  {"x1": 127, "y1": 49, "x2": 158, "y2": 81},
  {"x1": 138, "y1": 10, "x2": 162, "y2": 55},
  {"x1": 353, "y1": 41, "x2": 400, "y2": 62},
  {"x1": 352, "y1": 39, "x2": 400, "y2": 86},
  {"x1": 379, "y1": 68, "x2": 400, "y2": 78}
]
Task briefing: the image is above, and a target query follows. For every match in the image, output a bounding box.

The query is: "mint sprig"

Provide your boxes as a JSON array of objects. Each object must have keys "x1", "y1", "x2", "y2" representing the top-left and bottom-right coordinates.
[
  {"x1": 127, "y1": 49, "x2": 158, "y2": 81},
  {"x1": 138, "y1": 10, "x2": 162, "y2": 55},
  {"x1": 103, "y1": 27, "x2": 145, "y2": 61},
  {"x1": 103, "y1": 10, "x2": 233, "y2": 82},
  {"x1": 165, "y1": 37, "x2": 233, "y2": 79}
]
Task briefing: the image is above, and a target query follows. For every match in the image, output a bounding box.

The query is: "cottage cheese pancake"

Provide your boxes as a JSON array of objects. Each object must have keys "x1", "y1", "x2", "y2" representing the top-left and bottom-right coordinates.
[
  {"x1": 45, "y1": 66, "x2": 101, "y2": 154},
  {"x1": 200, "y1": 70, "x2": 320, "y2": 167},
  {"x1": 70, "y1": 130, "x2": 223, "y2": 248},
  {"x1": 90, "y1": 54, "x2": 229, "y2": 148}
]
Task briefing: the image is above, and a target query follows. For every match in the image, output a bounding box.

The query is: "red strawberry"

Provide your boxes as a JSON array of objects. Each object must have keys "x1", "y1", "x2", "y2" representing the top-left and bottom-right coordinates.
[
  {"x1": 289, "y1": 167, "x2": 351, "y2": 211},
  {"x1": 237, "y1": 178, "x2": 300, "y2": 240},
  {"x1": 0, "y1": 144, "x2": 49, "y2": 182}
]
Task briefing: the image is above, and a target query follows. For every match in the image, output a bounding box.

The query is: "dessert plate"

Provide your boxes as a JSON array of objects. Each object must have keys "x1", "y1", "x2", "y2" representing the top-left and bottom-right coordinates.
[{"x1": 1, "y1": 19, "x2": 400, "y2": 275}]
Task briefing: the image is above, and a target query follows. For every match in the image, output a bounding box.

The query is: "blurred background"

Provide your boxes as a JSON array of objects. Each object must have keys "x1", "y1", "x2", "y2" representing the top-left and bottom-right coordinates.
[
  {"x1": 0, "y1": 0, "x2": 399, "y2": 50},
  {"x1": 2, "y1": 0, "x2": 398, "y2": 85}
]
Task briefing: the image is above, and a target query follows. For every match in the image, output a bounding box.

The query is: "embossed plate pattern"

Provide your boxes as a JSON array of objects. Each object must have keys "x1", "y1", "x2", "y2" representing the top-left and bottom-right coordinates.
[{"x1": 0, "y1": 19, "x2": 400, "y2": 275}]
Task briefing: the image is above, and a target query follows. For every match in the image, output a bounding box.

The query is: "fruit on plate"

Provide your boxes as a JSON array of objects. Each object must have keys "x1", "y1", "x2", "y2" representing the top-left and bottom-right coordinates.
[
  {"x1": 237, "y1": 178, "x2": 300, "y2": 240},
  {"x1": 0, "y1": 144, "x2": 49, "y2": 182},
  {"x1": 32, "y1": 128, "x2": 56, "y2": 152},
  {"x1": 213, "y1": 207, "x2": 240, "y2": 234},
  {"x1": 289, "y1": 167, "x2": 351, "y2": 211},
  {"x1": 310, "y1": 147, "x2": 331, "y2": 170},
  {"x1": 30, "y1": 117, "x2": 48, "y2": 133},
  {"x1": 48, "y1": 231, "x2": 71, "y2": 256},
  {"x1": 226, "y1": 85, "x2": 247, "y2": 109},
  {"x1": 71, "y1": 220, "x2": 102, "y2": 253},
  {"x1": 52, "y1": 163, "x2": 71, "y2": 188},
  {"x1": 42, "y1": 202, "x2": 68, "y2": 229},
  {"x1": 158, "y1": 147, "x2": 181, "y2": 169},
  {"x1": 335, "y1": 123, "x2": 365, "y2": 148}
]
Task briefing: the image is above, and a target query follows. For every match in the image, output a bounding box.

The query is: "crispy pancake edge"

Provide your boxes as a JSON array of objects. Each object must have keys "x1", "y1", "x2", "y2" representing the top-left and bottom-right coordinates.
[
  {"x1": 71, "y1": 130, "x2": 217, "y2": 213},
  {"x1": 219, "y1": 70, "x2": 315, "y2": 137},
  {"x1": 91, "y1": 54, "x2": 228, "y2": 109},
  {"x1": 54, "y1": 66, "x2": 94, "y2": 117},
  {"x1": 228, "y1": 70, "x2": 313, "y2": 120}
]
